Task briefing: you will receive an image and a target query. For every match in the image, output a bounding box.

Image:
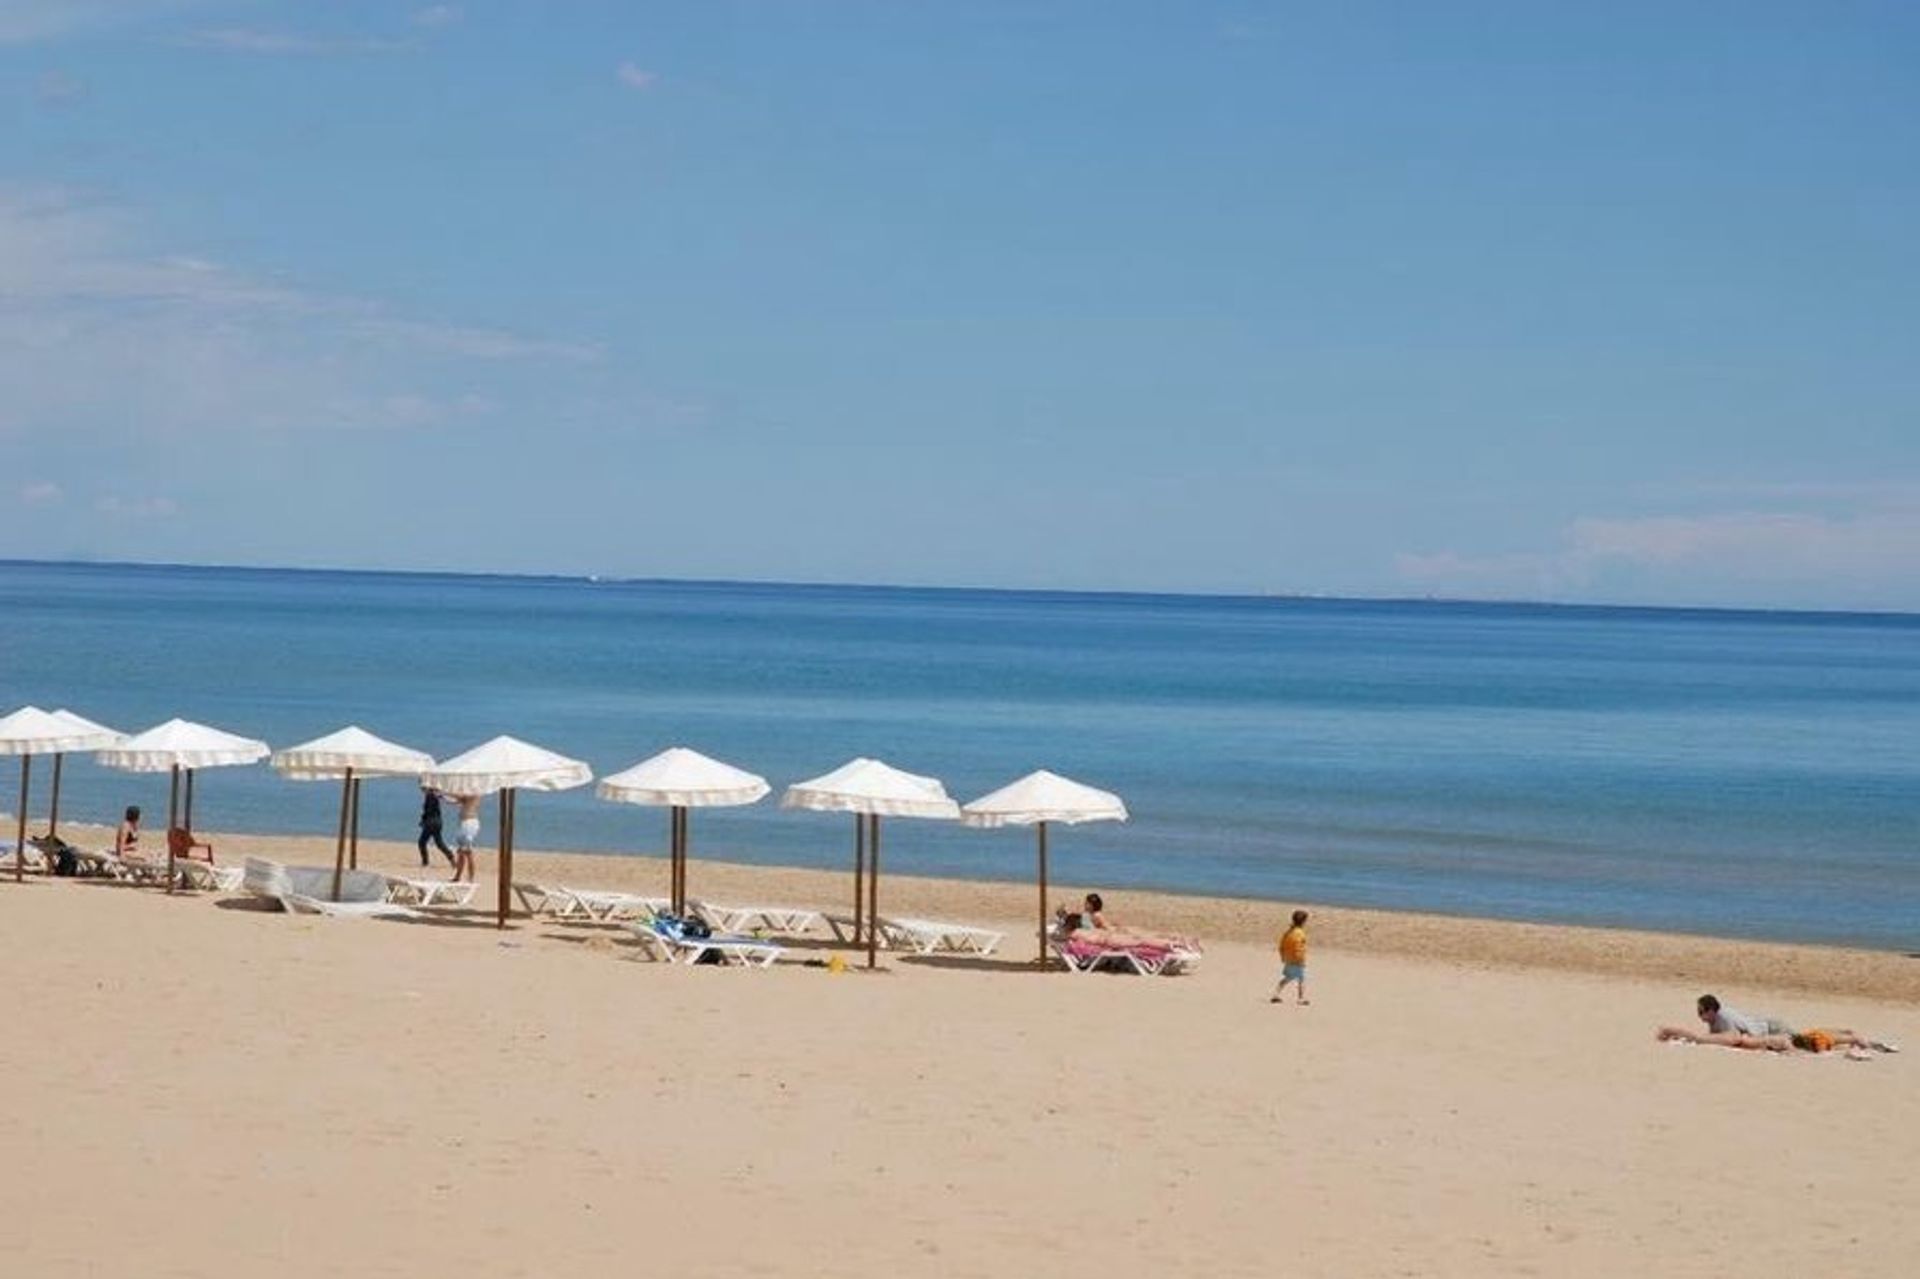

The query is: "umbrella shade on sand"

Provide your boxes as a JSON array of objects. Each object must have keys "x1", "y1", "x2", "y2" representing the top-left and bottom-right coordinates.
[
  {"x1": 96, "y1": 718, "x2": 270, "y2": 892},
  {"x1": 962, "y1": 769, "x2": 1128, "y2": 964},
  {"x1": 422, "y1": 735, "x2": 592, "y2": 927},
  {"x1": 782, "y1": 757, "x2": 960, "y2": 968},
  {"x1": 0, "y1": 706, "x2": 126, "y2": 882},
  {"x1": 272, "y1": 727, "x2": 435, "y2": 902},
  {"x1": 598, "y1": 747, "x2": 769, "y2": 915}
]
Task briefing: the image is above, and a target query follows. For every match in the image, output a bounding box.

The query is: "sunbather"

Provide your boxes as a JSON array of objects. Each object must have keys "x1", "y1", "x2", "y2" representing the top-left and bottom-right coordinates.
[
  {"x1": 1057, "y1": 904, "x2": 1199, "y2": 955},
  {"x1": 1655, "y1": 1025, "x2": 1899, "y2": 1055},
  {"x1": 115, "y1": 806, "x2": 141, "y2": 858},
  {"x1": 168, "y1": 825, "x2": 216, "y2": 864}
]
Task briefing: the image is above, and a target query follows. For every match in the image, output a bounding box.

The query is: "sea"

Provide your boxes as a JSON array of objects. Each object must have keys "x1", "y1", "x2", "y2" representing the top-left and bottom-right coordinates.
[{"x1": 2, "y1": 559, "x2": 1916, "y2": 951}]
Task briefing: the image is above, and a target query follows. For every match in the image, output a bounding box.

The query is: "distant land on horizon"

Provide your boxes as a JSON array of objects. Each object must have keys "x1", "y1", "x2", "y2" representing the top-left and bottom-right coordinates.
[{"x1": 5, "y1": 557, "x2": 1916, "y2": 624}]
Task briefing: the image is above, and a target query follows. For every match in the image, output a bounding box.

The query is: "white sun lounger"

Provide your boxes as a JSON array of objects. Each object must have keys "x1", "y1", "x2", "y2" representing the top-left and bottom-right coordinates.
[
  {"x1": 562, "y1": 888, "x2": 669, "y2": 921},
  {"x1": 877, "y1": 916, "x2": 1005, "y2": 957},
  {"x1": 622, "y1": 918, "x2": 783, "y2": 968},
  {"x1": 512, "y1": 881, "x2": 579, "y2": 917},
  {"x1": 1052, "y1": 935, "x2": 1203, "y2": 976},
  {"x1": 172, "y1": 859, "x2": 245, "y2": 892},
  {"x1": 688, "y1": 899, "x2": 823, "y2": 936},
  {"x1": 385, "y1": 876, "x2": 478, "y2": 908},
  {"x1": 1, "y1": 841, "x2": 48, "y2": 873}
]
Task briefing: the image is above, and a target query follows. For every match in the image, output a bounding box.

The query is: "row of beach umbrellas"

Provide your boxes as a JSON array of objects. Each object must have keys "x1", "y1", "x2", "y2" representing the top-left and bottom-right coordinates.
[{"x1": 0, "y1": 707, "x2": 1127, "y2": 965}]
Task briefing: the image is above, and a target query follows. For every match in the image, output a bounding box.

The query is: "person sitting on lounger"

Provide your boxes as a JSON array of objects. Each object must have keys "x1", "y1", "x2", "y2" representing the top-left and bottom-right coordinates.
[
  {"x1": 1056, "y1": 893, "x2": 1198, "y2": 952},
  {"x1": 115, "y1": 805, "x2": 141, "y2": 858},
  {"x1": 167, "y1": 825, "x2": 215, "y2": 864},
  {"x1": 1055, "y1": 892, "x2": 1109, "y2": 933}
]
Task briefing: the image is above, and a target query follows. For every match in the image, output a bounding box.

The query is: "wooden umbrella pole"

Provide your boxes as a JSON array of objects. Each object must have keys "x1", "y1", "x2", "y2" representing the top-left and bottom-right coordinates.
[
  {"x1": 676, "y1": 807, "x2": 688, "y2": 914},
  {"x1": 664, "y1": 809, "x2": 675, "y2": 912},
  {"x1": 348, "y1": 776, "x2": 362, "y2": 870},
  {"x1": 1037, "y1": 820, "x2": 1050, "y2": 966},
  {"x1": 184, "y1": 768, "x2": 195, "y2": 832},
  {"x1": 495, "y1": 789, "x2": 512, "y2": 929},
  {"x1": 853, "y1": 813, "x2": 866, "y2": 945},
  {"x1": 866, "y1": 814, "x2": 881, "y2": 969},
  {"x1": 166, "y1": 765, "x2": 181, "y2": 894},
  {"x1": 13, "y1": 755, "x2": 29, "y2": 883},
  {"x1": 48, "y1": 753, "x2": 63, "y2": 838},
  {"x1": 330, "y1": 768, "x2": 353, "y2": 902}
]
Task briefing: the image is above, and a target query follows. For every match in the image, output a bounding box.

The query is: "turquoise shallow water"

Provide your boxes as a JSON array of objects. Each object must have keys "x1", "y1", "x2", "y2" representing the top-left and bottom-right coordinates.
[{"x1": 2, "y1": 560, "x2": 1917, "y2": 950}]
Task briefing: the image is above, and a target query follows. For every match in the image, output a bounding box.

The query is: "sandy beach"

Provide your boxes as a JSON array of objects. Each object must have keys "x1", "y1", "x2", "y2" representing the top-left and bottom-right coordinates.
[{"x1": 3, "y1": 824, "x2": 1916, "y2": 1278}]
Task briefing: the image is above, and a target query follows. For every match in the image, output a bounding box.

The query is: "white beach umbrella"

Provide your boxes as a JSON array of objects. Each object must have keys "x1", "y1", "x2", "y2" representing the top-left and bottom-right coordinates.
[
  {"x1": 96, "y1": 718, "x2": 270, "y2": 891},
  {"x1": 597, "y1": 747, "x2": 770, "y2": 914},
  {"x1": 962, "y1": 770, "x2": 1128, "y2": 964},
  {"x1": 423, "y1": 735, "x2": 592, "y2": 927},
  {"x1": 273, "y1": 727, "x2": 436, "y2": 901},
  {"x1": 782, "y1": 757, "x2": 960, "y2": 968},
  {"x1": 0, "y1": 705, "x2": 126, "y2": 881}
]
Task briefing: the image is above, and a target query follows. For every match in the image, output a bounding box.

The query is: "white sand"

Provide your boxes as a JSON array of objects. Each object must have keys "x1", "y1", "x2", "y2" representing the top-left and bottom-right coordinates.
[{"x1": 2, "y1": 828, "x2": 1915, "y2": 1277}]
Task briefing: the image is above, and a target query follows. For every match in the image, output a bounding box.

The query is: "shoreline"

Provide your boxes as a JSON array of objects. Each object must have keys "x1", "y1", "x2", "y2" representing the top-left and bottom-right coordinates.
[{"x1": 25, "y1": 818, "x2": 1919, "y2": 1004}]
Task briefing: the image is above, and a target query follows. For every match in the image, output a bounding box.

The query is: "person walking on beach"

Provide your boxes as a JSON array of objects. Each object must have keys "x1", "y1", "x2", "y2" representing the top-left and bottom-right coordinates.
[
  {"x1": 417, "y1": 784, "x2": 454, "y2": 869},
  {"x1": 1271, "y1": 909, "x2": 1310, "y2": 1005},
  {"x1": 449, "y1": 793, "x2": 482, "y2": 883}
]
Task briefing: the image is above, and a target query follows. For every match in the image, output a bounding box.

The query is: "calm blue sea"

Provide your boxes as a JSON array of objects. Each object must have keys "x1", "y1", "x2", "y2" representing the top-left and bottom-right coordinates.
[{"x1": 2, "y1": 560, "x2": 1916, "y2": 950}]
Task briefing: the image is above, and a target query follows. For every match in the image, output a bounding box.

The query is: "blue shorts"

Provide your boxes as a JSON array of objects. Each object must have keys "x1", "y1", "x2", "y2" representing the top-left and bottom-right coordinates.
[{"x1": 1280, "y1": 962, "x2": 1306, "y2": 982}]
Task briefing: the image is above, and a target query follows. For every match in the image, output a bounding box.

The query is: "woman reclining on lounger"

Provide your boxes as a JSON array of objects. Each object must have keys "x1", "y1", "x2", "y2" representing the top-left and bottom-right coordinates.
[{"x1": 1055, "y1": 893, "x2": 1199, "y2": 952}]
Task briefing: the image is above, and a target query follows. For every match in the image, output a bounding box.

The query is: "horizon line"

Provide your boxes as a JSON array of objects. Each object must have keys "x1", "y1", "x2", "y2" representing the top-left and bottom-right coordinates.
[{"x1": 1, "y1": 555, "x2": 1915, "y2": 623}]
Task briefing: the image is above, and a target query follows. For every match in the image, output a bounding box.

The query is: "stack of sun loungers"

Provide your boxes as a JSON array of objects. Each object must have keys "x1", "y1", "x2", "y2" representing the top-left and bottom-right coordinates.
[{"x1": 243, "y1": 857, "x2": 413, "y2": 919}]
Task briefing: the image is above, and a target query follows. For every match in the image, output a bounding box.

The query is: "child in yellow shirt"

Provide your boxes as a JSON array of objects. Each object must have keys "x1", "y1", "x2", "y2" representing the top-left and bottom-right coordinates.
[{"x1": 1271, "y1": 909, "x2": 1310, "y2": 1005}]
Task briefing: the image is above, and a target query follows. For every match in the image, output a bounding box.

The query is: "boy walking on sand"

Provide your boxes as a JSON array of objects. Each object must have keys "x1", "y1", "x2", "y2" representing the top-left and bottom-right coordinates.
[
  {"x1": 449, "y1": 793, "x2": 482, "y2": 884},
  {"x1": 1271, "y1": 909, "x2": 1310, "y2": 1005}
]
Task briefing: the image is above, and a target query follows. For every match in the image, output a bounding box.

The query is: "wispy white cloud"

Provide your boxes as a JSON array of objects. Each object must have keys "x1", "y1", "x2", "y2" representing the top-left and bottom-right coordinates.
[
  {"x1": 19, "y1": 480, "x2": 63, "y2": 506},
  {"x1": 412, "y1": 5, "x2": 462, "y2": 28},
  {"x1": 1398, "y1": 500, "x2": 1920, "y2": 606},
  {"x1": 617, "y1": 62, "x2": 657, "y2": 90},
  {"x1": 179, "y1": 27, "x2": 408, "y2": 56},
  {"x1": 0, "y1": 186, "x2": 600, "y2": 440},
  {"x1": 31, "y1": 68, "x2": 84, "y2": 105},
  {"x1": 95, "y1": 494, "x2": 178, "y2": 519},
  {"x1": 0, "y1": 1, "x2": 199, "y2": 45}
]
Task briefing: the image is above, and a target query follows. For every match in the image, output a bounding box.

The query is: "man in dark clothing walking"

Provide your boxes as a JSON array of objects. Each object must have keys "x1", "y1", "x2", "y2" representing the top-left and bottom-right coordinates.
[{"x1": 418, "y1": 783, "x2": 455, "y2": 868}]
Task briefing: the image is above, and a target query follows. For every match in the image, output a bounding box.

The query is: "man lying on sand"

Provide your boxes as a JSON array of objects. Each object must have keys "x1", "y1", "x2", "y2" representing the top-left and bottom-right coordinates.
[
  {"x1": 1656, "y1": 1024, "x2": 1900, "y2": 1056},
  {"x1": 1694, "y1": 993, "x2": 1793, "y2": 1037}
]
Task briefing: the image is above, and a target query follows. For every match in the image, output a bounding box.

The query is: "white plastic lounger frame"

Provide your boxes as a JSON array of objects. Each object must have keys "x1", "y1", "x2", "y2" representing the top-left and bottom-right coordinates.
[
  {"x1": 688, "y1": 900, "x2": 823, "y2": 936},
  {"x1": 877, "y1": 916, "x2": 1005, "y2": 957},
  {"x1": 562, "y1": 888, "x2": 669, "y2": 922},
  {"x1": 173, "y1": 859, "x2": 244, "y2": 892},
  {"x1": 385, "y1": 876, "x2": 478, "y2": 908},
  {"x1": 0, "y1": 841, "x2": 48, "y2": 873},
  {"x1": 622, "y1": 919, "x2": 783, "y2": 968},
  {"x1": 512, "y1": 882, "x2": 577, "y2": 917},
  {"x1": 1051, "y1": 937, "x2": 1202, "y2": 977}
]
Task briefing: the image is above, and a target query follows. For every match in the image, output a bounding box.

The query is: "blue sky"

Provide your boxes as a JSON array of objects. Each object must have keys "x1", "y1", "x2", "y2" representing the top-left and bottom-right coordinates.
[{"x1": 1, "y1": 2, "x2": 1915, "y2": 608}]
